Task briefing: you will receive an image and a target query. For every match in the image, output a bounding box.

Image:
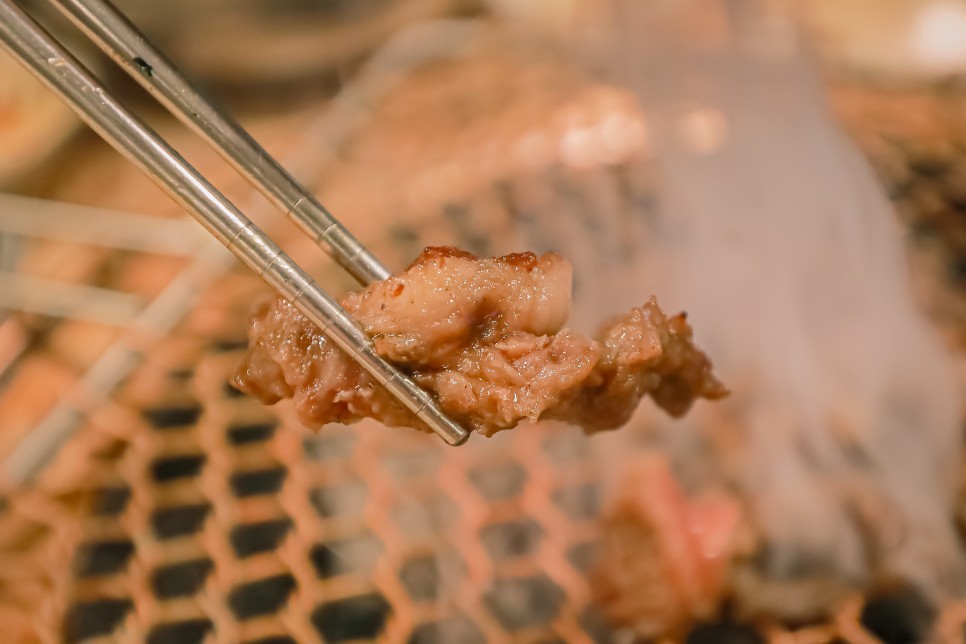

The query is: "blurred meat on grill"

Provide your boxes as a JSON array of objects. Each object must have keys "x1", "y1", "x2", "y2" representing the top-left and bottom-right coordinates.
[{"x1": 593, "y1": 457, "x2": 743, "y2": 639}]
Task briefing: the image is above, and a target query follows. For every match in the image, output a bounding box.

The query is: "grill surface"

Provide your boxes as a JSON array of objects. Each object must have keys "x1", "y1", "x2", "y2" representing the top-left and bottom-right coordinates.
[{"x1": 1, "y1": 21, "x2": 966, "y2": 644}]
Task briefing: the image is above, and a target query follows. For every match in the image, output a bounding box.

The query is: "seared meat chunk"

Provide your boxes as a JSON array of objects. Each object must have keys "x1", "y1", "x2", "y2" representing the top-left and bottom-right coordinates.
[{"x1": 233, "y1": 247, "x2": 726, "y2": 435}]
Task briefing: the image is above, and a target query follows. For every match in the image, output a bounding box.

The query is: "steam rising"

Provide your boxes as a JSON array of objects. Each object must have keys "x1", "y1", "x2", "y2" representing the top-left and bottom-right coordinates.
[{"x1": 563, "y1": 0, "x2": 964, "y2": 614}]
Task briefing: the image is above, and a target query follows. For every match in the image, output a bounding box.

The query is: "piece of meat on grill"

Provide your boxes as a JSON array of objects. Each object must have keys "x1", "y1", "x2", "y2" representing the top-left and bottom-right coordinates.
[
  {"x1": 232, "y1": 246, "x2": 727, "y2": 435},
  {"x1": 592, "y1": 457, "x2": 743, "y2": 638}
]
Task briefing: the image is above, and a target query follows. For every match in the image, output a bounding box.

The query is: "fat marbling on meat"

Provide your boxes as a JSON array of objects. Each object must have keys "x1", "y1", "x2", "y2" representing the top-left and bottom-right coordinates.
[{"x1": 232, "y1": 247, "x2": 727, "y2": 435}]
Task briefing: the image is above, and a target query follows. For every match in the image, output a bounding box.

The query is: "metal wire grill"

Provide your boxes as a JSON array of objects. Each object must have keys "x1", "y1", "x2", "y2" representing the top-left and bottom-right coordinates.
[
  {"x1": 1, "y1": 21, "x2": 966, "y2": 644},
  {"x1": 1, "y1": 277, "x2": 614, "y2": 643}
]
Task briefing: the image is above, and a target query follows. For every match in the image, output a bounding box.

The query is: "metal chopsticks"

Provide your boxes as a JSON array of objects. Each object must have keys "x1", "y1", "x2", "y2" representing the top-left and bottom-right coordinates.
[{"x1": 0, "y1": 0, "x2": 470, "y2": 446}]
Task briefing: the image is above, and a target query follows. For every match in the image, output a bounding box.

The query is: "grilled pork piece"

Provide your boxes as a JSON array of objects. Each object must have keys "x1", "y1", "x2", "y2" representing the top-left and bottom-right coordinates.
[
  {"x1": 593, "y1": 458, "x2": 743, "y2": 638},
  {"x1": 232, "y1": 247, "x2": 726, "y2": 435}
]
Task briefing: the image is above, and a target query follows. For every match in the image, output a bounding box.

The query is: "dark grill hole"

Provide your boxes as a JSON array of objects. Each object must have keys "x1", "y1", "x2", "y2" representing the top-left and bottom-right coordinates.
[
  {"x1": 389, "y1": 226, "x2": 423, "y2": 261},
  {"x1": 566, "y1": 541, "x2": 598, "y2": 573},
  {"x1": 91, "y1": 486, "x2": 131, "y2": 515},
  {"x1": 266, "y1": 0, "x2": 393, "y2": 21},
  {"x1": 150, "y1": 559, "x2": 214, "y2": 598},
  {"x1": 303, "y1": 434, "x2": 354, "y2": 461},
  {"x1": 230, "y1": 518, "x2": 292, "y2": 558},
  {"x1": 480, "y1": 519, "x2": 543, "y2": 561},
  {"x1": 908, "y1": 153, "x2": 951, "y2": 177},
  {"x1": 150, "y1": 503, "x2": 211, "y2": 539},
  {"x1": 684, "y1": 622, "x2": 764, "y2": 644},
  {"x1": 483, "y1": 576, "x2": 564, "y2": 631},
  {"x1": 398, "y1": 552, "x2": 463, "y2": 602},
  {"x1": 541, "y1": 434, "x2": 586, "y2": 463},
  {"x1": 311, "y1": 593, "x2": 391, "y2": 642},
  {"x1": 309, "y1": 481, "x2": 367, "y2": 518},
  {"x1": 467, "y1": 462, "x2": 526, "y2": 500},
  {"x1": 74, "y1": 539, "x2": 135, "y2": 577},
  {"x1": 389, "y1": 225, "x2": 420, "y2": 243},
  {"x1": 168, "y1": 368, "x2": 193, "y2": 381},
  {"x1": 751, "y1": 542, "x2": 839, "y2": 580},
  {"x1": 391, "y1": 495, "x2": 458, "y2": 538},
  {"x1": 224, "y1": 380, "x2": 246, "y2": 398},
  {"x1": 464, "y1": 235, "x2": 491, "y2": 256},
  {"x1": 399, "y1": 555, "x2": 440, "y2": 601},
  {"x1": 91, "y1": 438, "x2": 129, "y2": 460},
  {"x1": 146, "y1": 618, "x2": 213, "y2": 644},
  {"x1": 227, "y1": 574, "x2": 296, "y2": 619},
  {"x1": 212, "y1": 338, "x2": 248, "y2": 352},
  {"x1": 227, "y1": 421, "x2": 277, "y2": 445},
  {"x1": 142, "y1": 404, "x2": 202, "y2": 429},
  {"x1": 941, "y1": 166, "x2": 966, "y2": 209},
  {"x1": 408, "y1": 617, "x2": 485, "y2": 644},
  {"x1": 64, "y1": 598, "x2": 132, "y2": 642},
  {"x1": 950, "y1": 257, "x2": 966, "y2": 285},
  {"x1": 860, "y1": 585, "x2": 936, "y2": 644},
  {"x1": 243, "y1": 637, "x2": 297, "y2": 644},
  {"x1": 309, "y1": 544, "x2": 345, "y2": 579},
  {"x1": 580, "y1": 607, "x2": 616, "y2": 644},
  {"x1": 908, "y1": 221, "x2": 938, "y2": 243},
  {"x1": 308, "y1": 535, "x2": 382, "y2": 579},
  {"x1": 150, "y1": 454, "x2": 206, "y2": 482},
  {"x1": 552, "y1": 483, "x2": 600, "y2": 520},
  {"x1": 383, "y1": 450, "x2": 440, "y2": 480},
  {"x1": 229, "y1": 467, "x2": 286, "y2": 498}
]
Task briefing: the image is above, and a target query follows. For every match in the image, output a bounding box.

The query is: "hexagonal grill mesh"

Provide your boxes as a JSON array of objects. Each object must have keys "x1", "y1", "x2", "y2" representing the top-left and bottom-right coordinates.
[{"x1": 13, "y1": 312, "x2": 616, "y2": 643}]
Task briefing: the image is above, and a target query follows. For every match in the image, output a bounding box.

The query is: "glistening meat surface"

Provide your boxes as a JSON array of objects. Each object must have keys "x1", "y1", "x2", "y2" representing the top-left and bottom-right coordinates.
[{"x1": 232, "y1": 247, "x2": 727, "y2": 435}]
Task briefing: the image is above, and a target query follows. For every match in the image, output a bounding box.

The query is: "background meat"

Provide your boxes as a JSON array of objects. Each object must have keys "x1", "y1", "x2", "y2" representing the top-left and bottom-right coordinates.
[{"x1": 593, "y1": 457, "x2": 743, "y2": 638}]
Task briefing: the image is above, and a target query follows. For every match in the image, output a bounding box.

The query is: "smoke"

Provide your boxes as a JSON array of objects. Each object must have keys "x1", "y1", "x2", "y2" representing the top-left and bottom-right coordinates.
[{"x1": 550, "y1": 0, "x2": 965, "y2": 617}]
